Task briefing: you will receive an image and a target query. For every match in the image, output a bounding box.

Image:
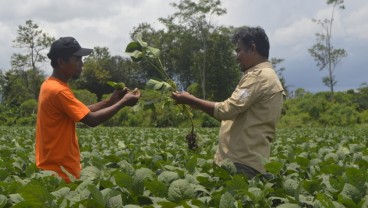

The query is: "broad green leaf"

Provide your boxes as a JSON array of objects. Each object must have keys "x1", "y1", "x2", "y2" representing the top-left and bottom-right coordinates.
[
  {"x1": 144, "y1": 180, "x2": 168, "y2": 197},
  {"x1": 107, "y1": 194, "x2": 123, "y2": 208},
  {"x1": 276, "y1": 204, "x2": 300, "y2": 208},
  {"x1": 0, "y1": 195, "x2": 8, "y2": 208},
  {"x1": 264, "y1": 161, "x2": 284, "y2": 174},
  {"x1": 167, "y1": 179, "x2": 195, "y2": 202},
  {"x1": 114, "y1": 172, "x2": 134, "y2": 192},
  {"x1": 283, "y1": 178, "x2": 299, "y2": 196},
  {"x1": 219, "y1": 192, "x2": 236, "y2": 208},
  {"x1": 338, "y1": 183, "x2": 361, "y2": 206},
  {"x1": 157, "y1": 171, "x2": 179, "y2": 185},
  {"x1": 147, "y1": 46, "x2": 160, "y2": 58},
  {"x1": 125, "y1": 41, "x2": 143, "y2": 53},
  {"x1": 185, "y1": 156, "x2": 197, "y2": 173},
  {"x1": 316, "y1": 193, "x2": 336, "y2": 208},
  {"x1": 80, "y1": 166, "x2": 101, "y2": 180},
  {"x1": 213, "y1": 163, "x2": 232, "y2": 180},
  {"x1": 18, "y1": 182, "x2": 53, "y2": 207},
  {"x1": 225, "y1": 174, "x2": 248, "y2": 195},
  {"x1": 146, "y1": 79, "x2": 172, "y2": 92},
  {"x1": 107, "y1": 81, "x2": 125, "y2": 90},
  {"x1": 302, "y1": 179, "x2": 323, "y2": 195},
  {"x1": 87, "y1": 185, "x2": 105, "y2": 207},
  {"x1": 134, "y1": 33, "x2": 148, "y2": 48},
  {"x1": 133, "y1": 168, "x2": 154, "y2": 195},
  {"x1": 51, "y1": 187, "x2": 71, "y2": 199},
  {"x1": 125, "y1": 50, "x2": 144, "y2": 62}
]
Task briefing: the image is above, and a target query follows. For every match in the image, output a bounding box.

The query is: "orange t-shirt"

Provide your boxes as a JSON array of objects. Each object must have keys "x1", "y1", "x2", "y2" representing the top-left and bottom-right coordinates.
[{"x1": 35, "y1": 77, "x2": 90, "y2": 182}]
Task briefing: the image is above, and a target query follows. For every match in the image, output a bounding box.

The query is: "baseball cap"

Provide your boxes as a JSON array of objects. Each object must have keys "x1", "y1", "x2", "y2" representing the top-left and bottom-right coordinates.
[{"x1": 47, "y1": 37, "x2": 93, "y2": 59}]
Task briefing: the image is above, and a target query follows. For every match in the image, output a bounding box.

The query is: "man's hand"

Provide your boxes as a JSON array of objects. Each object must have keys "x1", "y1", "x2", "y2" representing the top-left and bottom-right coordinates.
[
  {"x1": 171, "y1": 91, "x2": 195, "y2": 105},
  {"x1": 121, "y1": 88, "x2": 140, "y2": 106},
  {"x1": 109, "y1": 87, "x2": 129, "y2": 105}
]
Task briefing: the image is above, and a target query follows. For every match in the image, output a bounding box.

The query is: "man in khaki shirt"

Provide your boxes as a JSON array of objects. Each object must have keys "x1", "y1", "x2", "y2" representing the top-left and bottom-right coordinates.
[{"x1": 172, "y1": 26, "x2": 284, "y2": 179}]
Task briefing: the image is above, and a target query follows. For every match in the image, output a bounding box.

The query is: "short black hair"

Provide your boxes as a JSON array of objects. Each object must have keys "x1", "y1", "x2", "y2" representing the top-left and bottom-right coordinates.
[
  {"x1": 50, "y1": 56, "x2": 69, "y2": 68},
  {"x1": 232, "y1": 26, "x2": 270, "y2": 59}
]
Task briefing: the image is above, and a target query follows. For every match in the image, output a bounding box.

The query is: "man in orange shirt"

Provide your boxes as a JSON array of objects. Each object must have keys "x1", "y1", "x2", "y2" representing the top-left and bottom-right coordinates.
[{"x1": 36, "y1": 37, "x2": 140, "y2": 182}]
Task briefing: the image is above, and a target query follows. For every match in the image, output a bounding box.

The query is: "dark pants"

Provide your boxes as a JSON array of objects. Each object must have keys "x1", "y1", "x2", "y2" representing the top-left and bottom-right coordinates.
[
  {"x1": 234, "y1": 163, "x2": 260, "y2": 179},
  {"x1": 234, "y1": 163, "x2": 275, "y2": 181}
]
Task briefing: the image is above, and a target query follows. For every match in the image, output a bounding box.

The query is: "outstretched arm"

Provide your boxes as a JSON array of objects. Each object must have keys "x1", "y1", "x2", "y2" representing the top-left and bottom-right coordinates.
[
  {"x1": 81, "y1": 90, "x2": 140, "y2": 127},
  {"x1": 87, "y1": 88, "x2": 128, "y2": 112},
  {"x1": 171, "y1": 91, "x2": 215, "y2": 117}
]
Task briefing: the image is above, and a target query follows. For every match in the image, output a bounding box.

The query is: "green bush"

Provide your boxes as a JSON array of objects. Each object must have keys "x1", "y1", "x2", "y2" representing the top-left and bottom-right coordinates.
[
  {"x1": 201, "y1": 114, "x2": 220, "y2": 127},
  {"x1": 319, "y1": 102, "x2": 359, "y2": 126},
  {"x1": 73, "y1": 89, "x2": 97, "y2": 105},
  {"x1": 20, "y1": 98, "x2": 38, "y2": 116}
]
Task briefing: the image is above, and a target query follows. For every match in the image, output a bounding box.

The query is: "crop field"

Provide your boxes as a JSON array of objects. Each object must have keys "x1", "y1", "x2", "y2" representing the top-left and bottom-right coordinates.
[{"x1": 0, "y1": 126, "x2": 367, "y2": 207}]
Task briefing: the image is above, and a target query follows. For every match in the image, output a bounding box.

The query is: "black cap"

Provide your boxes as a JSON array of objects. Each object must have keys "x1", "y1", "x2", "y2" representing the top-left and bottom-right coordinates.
[{"x1": 47, "y1": 37, "x2": 93, "y2": 59}]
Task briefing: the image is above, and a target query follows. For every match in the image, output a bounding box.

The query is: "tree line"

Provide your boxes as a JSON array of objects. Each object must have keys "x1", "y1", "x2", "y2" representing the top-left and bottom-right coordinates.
[{"x1": 1, "y1": 0, "x2": 367, "y2": 127}]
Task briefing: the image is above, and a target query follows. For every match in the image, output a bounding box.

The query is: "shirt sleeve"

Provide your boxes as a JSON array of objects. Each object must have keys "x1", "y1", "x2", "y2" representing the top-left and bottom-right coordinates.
[
  {"x1": 214, "y1": 74, "x2": 263, "y2": 120},
  {"x1": 55, "y1": 88, "x2": 91, "y2": 122}
]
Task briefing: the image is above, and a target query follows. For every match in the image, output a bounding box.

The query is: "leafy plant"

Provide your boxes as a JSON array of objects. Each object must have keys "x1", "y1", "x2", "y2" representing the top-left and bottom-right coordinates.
[
  {"x1": 125, "y1": 34, "x2": 198, "y2": 150},
  {"x1": 106, "y1": 81, "x2": 125, "y2": 90}
]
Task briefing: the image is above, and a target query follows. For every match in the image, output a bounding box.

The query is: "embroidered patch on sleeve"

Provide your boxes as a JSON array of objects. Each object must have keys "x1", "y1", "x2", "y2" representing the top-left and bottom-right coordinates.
[{"x1": 234, "y1": 89, "x2": 249, "y2": 102}]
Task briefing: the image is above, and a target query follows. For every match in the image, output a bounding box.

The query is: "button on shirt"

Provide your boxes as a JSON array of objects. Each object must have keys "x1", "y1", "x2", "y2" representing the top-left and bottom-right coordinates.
[{"x1": 213, "y1": 62, "x2": 284, "y2": 173}]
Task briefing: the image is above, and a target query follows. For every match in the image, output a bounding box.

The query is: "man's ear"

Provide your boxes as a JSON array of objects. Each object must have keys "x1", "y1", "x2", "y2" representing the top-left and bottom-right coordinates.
[
  {"x1": 57, "y1": 57, "x2": 66, "y2": 68},
  {"x1": 250, "y1": 43, "x2": 257, "y2": 55}
]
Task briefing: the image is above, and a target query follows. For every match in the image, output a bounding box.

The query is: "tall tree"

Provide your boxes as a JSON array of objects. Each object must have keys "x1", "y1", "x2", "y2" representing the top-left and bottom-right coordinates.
[
  {"x1": 11, "y1": 19, "x2": 55, "y2": 100},
  {"x1": 72, "y1": 47, "x2": 113, "y2": 100},
  {"x1": 308, "y1": 0, "x2": 347, "y2": 96},
  {"x1": 160, "y1": 0, "x2": 226, "y2": 99}
]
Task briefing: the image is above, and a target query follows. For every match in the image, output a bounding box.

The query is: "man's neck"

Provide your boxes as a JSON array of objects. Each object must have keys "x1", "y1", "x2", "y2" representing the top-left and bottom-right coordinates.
[{"x1": 51, "y1": 69, "x2": 68, "y2": 83}]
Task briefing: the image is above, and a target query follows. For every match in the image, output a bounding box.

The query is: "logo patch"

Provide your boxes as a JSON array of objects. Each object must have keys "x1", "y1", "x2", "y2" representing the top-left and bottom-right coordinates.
[{"x1": 235, "y1": 89, "x2": 249, "y2": 101}]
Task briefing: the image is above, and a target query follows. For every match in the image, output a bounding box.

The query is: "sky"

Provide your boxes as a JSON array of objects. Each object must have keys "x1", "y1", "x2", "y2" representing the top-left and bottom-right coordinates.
[{"x1": 0, "y1": 0, "x2": 367, "y2": 93}]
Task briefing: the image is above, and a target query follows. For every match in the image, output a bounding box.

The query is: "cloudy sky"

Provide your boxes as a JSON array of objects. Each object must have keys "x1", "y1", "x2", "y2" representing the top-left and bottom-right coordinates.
[{"x1": 0, "y1": 0, "x2": 367, "y2": 92}]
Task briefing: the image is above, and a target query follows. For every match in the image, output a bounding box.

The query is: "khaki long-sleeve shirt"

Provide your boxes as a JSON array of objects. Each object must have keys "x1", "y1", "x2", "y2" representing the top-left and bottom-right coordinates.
[{"x1": 213, "y1": 62, "x2": 284, "y2": 173}]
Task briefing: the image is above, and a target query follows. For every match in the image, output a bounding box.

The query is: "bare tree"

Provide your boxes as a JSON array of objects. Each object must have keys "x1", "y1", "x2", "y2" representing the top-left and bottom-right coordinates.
[{"x1": 308, "y1": 0, "x2": 347, "y2": 97}]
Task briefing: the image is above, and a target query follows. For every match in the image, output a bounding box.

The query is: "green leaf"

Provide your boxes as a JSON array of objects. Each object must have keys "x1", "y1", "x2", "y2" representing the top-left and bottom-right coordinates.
[
  {"x1": 125, "y1": 41, "x2": 143, "y2": 53},
  {"x1": 0, "y1": 195, "x2": 8, "y2": 208},
  {"x1": 225, "y1": 174, "x2": 248, "y2": 195},
  {"x1": 133, "y1": 168, "x2": 154, "y2": 195},
  {"x1": 276, "y1": 204, "x2": 300, "y2": 208},
  {"x1": 87, "y1": 185, "x2": 105, "y2": 207},
  {"x1": 338, "y1": 183, "x2": 360, "y2": 206},
  {"x1": 114, "y1": 172, "x2": 134, "y2": 192},
  {"x1": 146, "y1": 79, "x2": 172, "y2": 92},
  {"x1": 107, "y1": 194, "x2": 123, "y2": 208},
  {"x1": 219, "y1": 192, "x2": 236, "y2": 208},
  {"x1": 125, "y1": 50, "x2": 144, "y2": 62},
  {"x1": 185, "y1": 156, "x2": 197, "y2": 173},
  {"x1": 157, "y1": 171, "x2": 179, "y2": 186},
  {"x1": 51, "y1": 187, "x2": 71, "y2": 200},
  {"x1": 134, "y1": 33, "x2": 148, "y2": 48},
  {"x1": 302, "y1": 178, "x2": 323, "y2": 195},
  {"x1": 316, "y1": 193, "x2": 335, "y2": 208},
  {"x1": 167, "y1": 179, "x2": 195, "y2": 202},
  {"x1": 80, "y1": 166, "x2": 101, "y2": 180},
  {"x1": 18, "y1": 182, "x2": 53, "y2": 207},
  {"x1": 147, "y1": 46, "x2": 160, "y2": 58},
  {"x1": 264, "y1": 161, "x2": 284, "y2": 174},
  {"x1": 107, "y1": 81, "x2": 125, "y2": 90},
  {"x1": 144, "y1": 180, "x2": 168, "y2": 197},
  {"x1": 213, "y1": 163, "x2": 232, "y2": 180}
]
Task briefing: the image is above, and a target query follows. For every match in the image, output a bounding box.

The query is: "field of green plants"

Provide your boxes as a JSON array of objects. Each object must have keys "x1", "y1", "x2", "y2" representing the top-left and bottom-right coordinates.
[{"x1": 0, "y1": 126, "x2": 367, "y2": 207}]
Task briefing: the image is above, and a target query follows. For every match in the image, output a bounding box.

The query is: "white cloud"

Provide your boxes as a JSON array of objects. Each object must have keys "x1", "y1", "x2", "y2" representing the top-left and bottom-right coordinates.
[{"x1": 344, "y1": 3, "x2": 368, "y2": 40}]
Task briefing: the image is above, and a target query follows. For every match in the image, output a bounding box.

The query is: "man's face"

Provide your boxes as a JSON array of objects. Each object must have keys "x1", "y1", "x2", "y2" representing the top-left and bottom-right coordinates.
[
  {"x1": 235, "y1": 40, "x2": 254, "y2": 72},
  {"x1": 61, "y1": 56, "x2": 84, "y2": 79}
]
